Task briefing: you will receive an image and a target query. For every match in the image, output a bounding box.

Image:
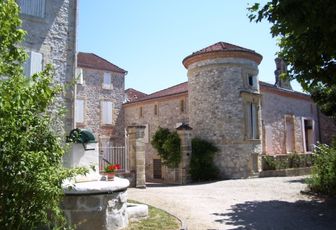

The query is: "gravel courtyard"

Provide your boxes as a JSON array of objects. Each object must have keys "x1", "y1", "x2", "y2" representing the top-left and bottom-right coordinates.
[{"x1": 128, "y1": 176, "x2": 336, "y2": 230}]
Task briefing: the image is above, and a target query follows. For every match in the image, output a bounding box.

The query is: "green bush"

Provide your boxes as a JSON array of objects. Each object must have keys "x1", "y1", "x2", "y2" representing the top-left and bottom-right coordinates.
[
  {"x1": 189, "y1": 137, "x2": 219, "y2": 181},
  {"x1": 151, "y1": 127, "x2": 181, "y2": 168},
  {"x1": 308, "y1": 144, "x2": 336, "y2": 196},
  {"x1": 262, "y1": 153, "x2": 315, "y2": 171},
  {"x1": 262, "y1": 156, "x2": 276, "y2": 170},
  {"x1": 0, "y1": 1, "x2": 86, "y2": 228}
]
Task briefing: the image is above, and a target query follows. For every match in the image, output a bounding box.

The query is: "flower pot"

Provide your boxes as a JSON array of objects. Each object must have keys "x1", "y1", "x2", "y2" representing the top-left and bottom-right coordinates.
[{"x1": 106, "y1": 173, "x2": 115, "y2": 181}]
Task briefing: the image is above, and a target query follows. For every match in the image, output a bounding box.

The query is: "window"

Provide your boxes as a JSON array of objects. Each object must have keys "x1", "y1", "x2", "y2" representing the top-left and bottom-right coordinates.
[
  {"x1": 18, "y1": 0, "x2": 45, "y2": 18},
  {"x1": 75, "y1": 99, "x2": 84, "y2": 124},
  {"x1": 154, "y1": 104, "x2": 158, "y2": 115},
  {"x1": 139, "y1": 106, "x2": 143, "y2": 118},
  {"x1": 246, "y1": 102, "x2": 259, "y2": 139},
  {"x1": 101, "y1": 101, "x2": 113, "y2": 125},
  {"x1": 76, "y1": 68, "x2": 83, "y2": 84},
  {"x1": 24, "y1": 51, "x2": 43, "y2": 77},
  {"x1": 180, "y1": 99, "x2": 185, "y2": 113},
  {"x1": 247, "y1": 74, "x2": 257, "y2": 89},
  {"x1": 102, "y1": 72, "x2": 113, "y2": 90}
]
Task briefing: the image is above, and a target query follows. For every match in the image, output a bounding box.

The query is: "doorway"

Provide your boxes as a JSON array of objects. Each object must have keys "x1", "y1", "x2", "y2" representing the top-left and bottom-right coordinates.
[
  {"x1": 153, "y1": 159, "x2": 162, "y2": 179},
  {"x1": 303, "y1": 119, "x2": 314, "y2": 152}
]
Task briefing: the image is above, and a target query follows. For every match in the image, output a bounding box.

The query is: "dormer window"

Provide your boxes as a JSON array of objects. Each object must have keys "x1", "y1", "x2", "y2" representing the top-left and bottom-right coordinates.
[
  {"x1": 18, "y1": 0, "x2": 46, "y2": 18},
  {"x1": 102, "y1": 72, "x2": 113, "y2": 90},
  {"x1": 247, "y1": 74, "x2": 257, "y2": 89}
]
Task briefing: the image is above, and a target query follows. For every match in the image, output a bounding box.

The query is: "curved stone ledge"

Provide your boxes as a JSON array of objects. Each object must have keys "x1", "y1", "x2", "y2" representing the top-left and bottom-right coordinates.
[{"x1": 63, "y1": 177, "x2": 130, "y2": 195}]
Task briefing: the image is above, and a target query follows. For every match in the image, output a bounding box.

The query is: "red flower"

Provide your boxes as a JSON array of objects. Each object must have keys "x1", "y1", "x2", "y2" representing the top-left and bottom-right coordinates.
[{"x1": 104, "y1": 163, "x2": 121, "y2": 173}]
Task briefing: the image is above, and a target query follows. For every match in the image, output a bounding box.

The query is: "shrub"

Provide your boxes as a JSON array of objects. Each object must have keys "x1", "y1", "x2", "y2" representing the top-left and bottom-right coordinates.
[
  {"x1": 262, "y1": 156, "x2": 276, "y2": 170},
  {"x1": 189, "y1": 137, "x2": 219, "y2": 181},
  {"x1": 151, "y1": 127, "x2": 181, "y2": 168},
  {"x1": 0, "y1": 1, "x2": 87, "y2": 228},
  {"x1": 262, "y1": 153, "x2": 315, "y2": 171},
  {"x1": 307, "y1": 144, "x2": 336, "y2": 195}
]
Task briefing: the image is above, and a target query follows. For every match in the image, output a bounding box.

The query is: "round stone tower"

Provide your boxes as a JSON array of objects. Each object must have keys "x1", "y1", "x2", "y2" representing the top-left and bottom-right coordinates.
[{"x1": 183, "y1": 42, "x2": 263, "y2": 178}]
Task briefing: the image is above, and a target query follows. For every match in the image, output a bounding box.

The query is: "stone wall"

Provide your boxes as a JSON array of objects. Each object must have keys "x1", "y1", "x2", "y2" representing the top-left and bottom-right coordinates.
[
  {"x1": 20, "y1": 0, "x2": 77, "y2": 136},
  {"x1": 187, "y1": 58, "x2": 262, "y2": 179},
  {"x1": 261, "y1": 90, "x2": 318, "y2": 154},
  {"x1": 76, "y1": 68, "x2": 125, "y2": 146},
  {"x1": 124, "y1": 94, "x2": 189, "y2": 183},
  {"x1": 319, "y1": 112, "x2": 336, "y2": 145}
]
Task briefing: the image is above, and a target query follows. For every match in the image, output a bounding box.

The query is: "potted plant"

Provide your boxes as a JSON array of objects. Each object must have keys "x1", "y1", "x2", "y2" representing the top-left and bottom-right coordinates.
[{"x1": 104, "y1": 163, "x2": 121, "y2": 181}]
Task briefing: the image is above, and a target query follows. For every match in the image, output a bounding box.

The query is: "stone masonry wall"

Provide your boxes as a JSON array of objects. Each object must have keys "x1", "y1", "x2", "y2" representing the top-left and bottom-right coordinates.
[
  {"x1": 318, "y1": 112, "x2": 336, "y2": 146},
  {"x1": 187, "y1": 58, "x2": 262, "y2": 179},
  {"x1": 124, "y1": 94, "x2": 189, "y2": 183},
  {"x1": 20, "y1": 0, "x2": 77, "y2": 136},
  {"x1": 76, "y1": 68, "x2": 125, "y2": 146},
  {"x1": 261, "y1": 91, "x2": 318, "y2": 154}
]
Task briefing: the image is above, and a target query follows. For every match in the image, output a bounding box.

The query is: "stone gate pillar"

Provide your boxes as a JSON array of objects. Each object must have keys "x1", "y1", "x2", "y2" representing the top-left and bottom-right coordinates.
[
  {"x1": 176, "y1": 123, "x2": 192, "y2": 184},
  {"x1": 127, "y1": 126, "x2": 146, "y2": 188}
]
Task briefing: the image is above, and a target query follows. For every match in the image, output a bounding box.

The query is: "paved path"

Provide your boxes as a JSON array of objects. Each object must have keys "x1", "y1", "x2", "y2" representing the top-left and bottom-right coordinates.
[{"x1": 128, "y1": 176, "x2": 336, "y2": 230}]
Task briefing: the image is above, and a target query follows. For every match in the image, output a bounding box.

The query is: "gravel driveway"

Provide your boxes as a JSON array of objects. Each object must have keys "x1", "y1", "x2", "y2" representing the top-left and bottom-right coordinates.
[{"x1": 127, "y1": 176, "x2": 336, "y2": 230}]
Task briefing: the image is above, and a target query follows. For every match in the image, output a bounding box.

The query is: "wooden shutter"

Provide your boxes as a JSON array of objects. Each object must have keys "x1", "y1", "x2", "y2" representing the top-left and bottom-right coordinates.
[
  {"x1": 75, "y1": 99, "x2": 84, "y2": 123},
  {"x1": 19, "y1": 0, "x2": 45, "y2": 18},
  {"x1": 103, "y1": 72, "x2": 113, "y2": 89},
  {"x1": 76, "y1": 68, "x2": 83, "y2": 84},
  {"x1": 251, "y1": 103, "x2": 258, "y2": 139},
  {"x1": 24, "y1": 51, "x2": 42, "y2": 77},
  {"x1": 101, "y1": 101, "x2": 113, "y2": 124}
]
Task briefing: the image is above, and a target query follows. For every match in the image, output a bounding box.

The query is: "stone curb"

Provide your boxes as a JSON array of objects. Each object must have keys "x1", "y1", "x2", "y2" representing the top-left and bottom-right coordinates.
[{"x1": 259, "y1": 167, "x2": 312, "y2": 177}]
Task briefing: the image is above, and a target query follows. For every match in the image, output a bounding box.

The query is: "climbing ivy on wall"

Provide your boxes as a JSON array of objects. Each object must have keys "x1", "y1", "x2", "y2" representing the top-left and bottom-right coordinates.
[
  {"x1": 151, "y1": 127, "x2": 181, "y2": 168},
  {"x1": 190, "y1": 137, "x2": 219, "y2": 181}
]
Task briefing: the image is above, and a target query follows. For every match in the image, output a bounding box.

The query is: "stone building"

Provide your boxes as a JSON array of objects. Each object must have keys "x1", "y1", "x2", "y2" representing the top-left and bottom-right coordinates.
[
  {"x1": 76, "y1": 52, "x2": 127, "y2": 147},
  {"x1": 19, "y1": 0, "x2": 77, "y2": 136},
  {"x1": 124, "y1": 41, "x2": 336, "y2": 182}
]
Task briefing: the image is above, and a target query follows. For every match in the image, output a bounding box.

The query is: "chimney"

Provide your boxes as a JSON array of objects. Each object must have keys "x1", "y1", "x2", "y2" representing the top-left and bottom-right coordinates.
[{"x1": 274, "y1": 58, "x2": 292, "y2": 90}]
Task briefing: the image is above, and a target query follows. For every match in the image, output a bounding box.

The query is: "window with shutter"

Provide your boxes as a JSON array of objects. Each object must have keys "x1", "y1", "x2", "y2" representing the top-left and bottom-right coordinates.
[
  {"x1": 246, "y1": 102, "x2": 259, "y2": 139},
  {"x1": 101, "y1": 101, "x2": 113, "y2": 125},
  {"x1": 24, "y1": 51, "x2": 43, "y2": 77},
  {"x1": 75, "y1": 99, "x2": 84, "y2": 124},
  {"x1": 18, "y1": 0, "x2": 46, "y2": 18},
  {"x1": 102, "y1": 72, "x2": 113, "y2": 90}
]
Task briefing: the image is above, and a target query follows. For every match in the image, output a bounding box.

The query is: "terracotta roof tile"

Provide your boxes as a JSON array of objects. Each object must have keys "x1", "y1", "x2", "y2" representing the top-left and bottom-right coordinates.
[
  {"x1": 124, "y1": 80, "x2": 310, "y2": 105},
  {"x1": 124, "y1": 82, "x2": 188, "y2": 104},
  {"x1": 125, "y1": 88, "x2": 147, "y2": 102},
  {"x1": 77, "y1": 52, "x2": 127, "y2": 74},
  {"x1": 183, "y1": 41, "x2": 263, "y2": 68},
  {"x1": 193, "y1": 41, "x2": 256, "y2": 54}
]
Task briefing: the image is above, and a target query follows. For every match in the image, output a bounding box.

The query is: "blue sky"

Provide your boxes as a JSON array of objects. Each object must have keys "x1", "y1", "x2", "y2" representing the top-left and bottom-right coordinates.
[{"x1": 78, "y1": 0, "x2": 302, "y2": 94}]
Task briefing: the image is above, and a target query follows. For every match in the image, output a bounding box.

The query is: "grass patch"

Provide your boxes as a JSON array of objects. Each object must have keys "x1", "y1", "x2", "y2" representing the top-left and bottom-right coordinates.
[{"x1": 126, "y1": 200, "x2": 180, "y2": 230}]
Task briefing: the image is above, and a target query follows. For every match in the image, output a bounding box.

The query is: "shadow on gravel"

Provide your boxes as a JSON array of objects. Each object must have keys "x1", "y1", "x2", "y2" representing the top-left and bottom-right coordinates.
[
  {"x1": 286, "y1": 178, "x2": 307, "y2": 184},
  {"x1": 212, "y1": 199, "x2": 336, "y2": 230}
]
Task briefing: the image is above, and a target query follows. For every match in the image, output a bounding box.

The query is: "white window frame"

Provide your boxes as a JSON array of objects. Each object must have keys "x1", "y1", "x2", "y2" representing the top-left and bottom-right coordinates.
[
  {"x1": 102, "y1": 72, "x2": 113, "y2": 90},
  {"x1": 101, "y1": 101, "x2": 113, "y2": 125},
  {"x1": 24, "y1": 51, "x2": 43, "y2": 77},
  {"x1": 18, "y1": 0, "x2": 46, "y2": 18},
  {"x1": 75, "y1": 99, "x2": 85, "y2": 124}
]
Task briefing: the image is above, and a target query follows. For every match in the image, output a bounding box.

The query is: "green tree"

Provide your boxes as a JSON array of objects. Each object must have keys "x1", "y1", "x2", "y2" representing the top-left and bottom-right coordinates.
[
  {"x1": 248, "y1": 0, "x2": 336, "y2": 119},
  {"x1": 151, "y1": 127, "x2": 181, "y2": 168},
  {"x1": 0, "y1": 0, "x2": 86, "y2": 228},
  {"x1": 190, "y1": 138, "x2": 219, "y2": 181}
]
